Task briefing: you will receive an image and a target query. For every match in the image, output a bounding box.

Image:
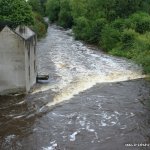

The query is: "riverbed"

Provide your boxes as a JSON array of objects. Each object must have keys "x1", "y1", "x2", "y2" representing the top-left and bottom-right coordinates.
[{"x1": 0, "y1": 25, "x2": 150, "y2": 150}]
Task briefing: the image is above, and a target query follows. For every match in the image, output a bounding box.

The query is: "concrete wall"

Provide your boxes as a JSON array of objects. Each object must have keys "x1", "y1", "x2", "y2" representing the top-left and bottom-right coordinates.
[
  {"x1": 0, "y1": 27, "x2": 26, "y2": 93},
  {"x1": 30, "y1": 40, "x2": 37, "y2": 86},
  {"x1": 24, "y1": 37, "x2": 37, "y2": 92}
]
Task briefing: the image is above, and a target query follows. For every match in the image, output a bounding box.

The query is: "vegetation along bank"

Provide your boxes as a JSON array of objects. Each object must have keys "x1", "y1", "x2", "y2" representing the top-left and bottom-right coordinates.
[{"x1": 46, "y1": 0, "x2": 150, "y2": 74}]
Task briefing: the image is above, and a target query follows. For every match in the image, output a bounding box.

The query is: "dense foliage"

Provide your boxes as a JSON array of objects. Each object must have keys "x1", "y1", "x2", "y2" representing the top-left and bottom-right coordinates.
[
  {"x1": 46, "y1": 0, "x2": 150, "y2": 74},
  {"x1": 28, "y1": 0, "x2": 47, "y2": 16},
  {"x1": 0, "y1": 0, "x2": 48, "y2": 38},
  {"x1": 0, "y1": 0, "x2": 34, "y2": 28},
  {"x1": 28, "y1": 0, "x2": 48, "y2": 38},
  {"x1": 31, "y1": 12, "x2": 48, "y2": 38},
  {"x1": 28, "y1": 0, "x2": 44, "y2": 15}
]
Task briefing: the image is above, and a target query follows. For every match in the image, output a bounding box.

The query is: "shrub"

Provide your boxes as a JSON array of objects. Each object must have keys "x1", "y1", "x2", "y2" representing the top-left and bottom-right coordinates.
[
  {"x1": 31, "y1": 12, "x2": 48, "y2": 38},
  {"x1": 133, "y1": 32, "x2": 150, "y2": 52},
  {"x1": 109, "y1": 48, "x2": 135, "y2": 59},
  {"x1": 0, "y1": 0, "x2": 34, "y2": 28},
  {"x1": 46, "y1": 0, "x2": 60, "y2": 22},
  {"x1": 58, "y1": 0, "x2": 73, "y2": 28},
  {"x1": 121, "y1": 29, "x2": 137, "y2": 50},
  {"x1": 73, "y1": 16, "x2": 91, "y2": 41},
  {"x1": 28, "y1": 0, "x2": 44, "y2": 16},
  {"x1": 100, "y1": 25, "x2": 121, "y2": 51},
  {"x1": 134, "y1": 52, "x2": 150, "y2": 74},
  {"x1": 111, "y1": 18, "x2": 128, "y2": 31},
  {"x1": 129, "y1": 12, "x2": 150, "y2": 34},
  {"x1": 89, "y1": 18, "x2": 107, "y2": 44}
]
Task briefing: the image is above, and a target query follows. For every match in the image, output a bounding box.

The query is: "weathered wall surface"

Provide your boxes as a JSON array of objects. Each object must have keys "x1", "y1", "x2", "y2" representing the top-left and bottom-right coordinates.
[
  {"x1": 24, "y1": 38, "x2": 37, "y2": 92},
  {"x1": 0, "y1": 27, "x2": 25, "y2": 93},
  {"x1": 30, "y1": 41, "x2": 37, "y2": 86}
]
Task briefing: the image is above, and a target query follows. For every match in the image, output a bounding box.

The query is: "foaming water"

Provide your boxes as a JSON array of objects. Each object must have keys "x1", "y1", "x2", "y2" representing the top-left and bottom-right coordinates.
[
  {"x1": 46, "y1": 73, "x2": 144, "y2": 107},
  {"x1": 35, "y1": 25, "x2": 145, "y2": 107}
]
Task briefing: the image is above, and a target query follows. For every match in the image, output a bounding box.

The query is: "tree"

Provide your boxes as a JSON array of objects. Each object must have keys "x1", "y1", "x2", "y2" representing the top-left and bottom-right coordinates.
[
  {"x1": 28, "y1": 0, "x2": 43, "y2": 14},
  {"x1": 58, "y1": 0, "x2": 73, "y2": 28},
  {"x1": 71, "y1": 0, "x2": 88, "y2": 19},
  {"x1": 114, "y1": 0, "x2": 143, "y2": 18},
  {"x1": 46, "y1": 0, "x2": 60, "y2": 22},
  {"x1": 0, "y1": 0, "x2": 34, "y2": 28},
  {"x1": 40, "y1": 0, "x2": 48, "y2": 15},
  {"x1": 28, "y1": 0, "x2": 49, "y2": 16}
]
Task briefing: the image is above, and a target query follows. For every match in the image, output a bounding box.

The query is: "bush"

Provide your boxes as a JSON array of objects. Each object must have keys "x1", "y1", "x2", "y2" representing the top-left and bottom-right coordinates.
[
  {"x1": 73, "y1": 16, "x2": 91, "y2": 41},
  {"x1": 129, "y1": 12, "x2": 150, "y2": 34},
  {"x1": 88, "y1": 18, "x2": 107, "y2": 44},
  {"x1": 58, "y1": 11, "x2": 73, "y2": 28},
  {"x1": 73, "y1": 17, "x2": 108, "y2": 44},
  {"x1": 133, "y1": 32, "x2": 150, "y2": 52},
  {"x1": 0, "y1": 0, "x2": 34, "y2": 28},
  {"x1": 121, "y1": 29, "x2": 137, "y2": 50},
  {"x1": 28, "y1": 0, "x2": 44, "y2": 15},
  {"x1": 109, "y1": 48, "x2": 135, "y2": 59},
  {"x1": 111, "y1": 18, "x2": 128, "y2": 31},
  {"x1": 58, "y1": 0, "x2": 73, "y2": 28},
  {"x1": 31, "y1": 12, "x2": 48, "y2": 38},
  {"x1": 142, "y1": 56, "x2": 150, "y2": 74},
  {"x1": 134, "y1": 52, "x2": 150, "y2": 74},
  {"x1": 100, "y1": 25, "x2": 121, "y2": 51},
  {"x1": 46, "y1": 0, "x2": 60, "y2": 22}
]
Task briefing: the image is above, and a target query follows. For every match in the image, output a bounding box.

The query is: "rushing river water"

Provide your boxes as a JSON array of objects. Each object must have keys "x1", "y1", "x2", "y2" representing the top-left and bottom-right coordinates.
[{"x1": 0, "y1": 25, "x2": 150, "y2": 150}]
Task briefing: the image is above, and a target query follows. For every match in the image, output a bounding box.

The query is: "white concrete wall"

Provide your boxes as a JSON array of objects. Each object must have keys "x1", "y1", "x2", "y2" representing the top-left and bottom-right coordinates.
[{"x1": 0, "y1": 27, "x2": 26, "y2": 93}]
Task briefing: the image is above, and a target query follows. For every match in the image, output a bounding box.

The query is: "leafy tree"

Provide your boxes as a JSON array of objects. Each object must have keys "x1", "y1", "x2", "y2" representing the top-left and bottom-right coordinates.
[
  {"x1": 73, "y1": 16, "x2": 90, "y2": 41},
  {"x1": 58, "y1": 0, "x2": 73, "y2": 28},
  {"x1": 0, "y1": 0, "x2": 34, "y2": 28},
  {"x1": 40, "y1": 0, "x2": 48, "y2": 15},
  {"x1": 129, "y1": 12, "x2": 150, "y2": 34},
  {"x1": 101, "y1": 25, "x2": 121, "y2": 51},
  {"x1": 28, "y1": 0, "x2": 44, "y2": 15},
  {"x1": 46, "y1": 0, "x2": 60, "y2": 22},
  {"x1": 28, "y1": 0, "x2": 48, "y2": 16},
  {"x1": 71, "y1": 0, "x2": 88, "y2": 19},
  {"x1": 89, "y1": 18, "x2": 107, "y2": 44},
  {"x1": 114, "y1": 0, "x2": 148, "y2": 18}
]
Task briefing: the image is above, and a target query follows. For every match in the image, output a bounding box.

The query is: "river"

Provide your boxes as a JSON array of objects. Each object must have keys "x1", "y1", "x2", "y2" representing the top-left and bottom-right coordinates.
[{"x1": 0, "y1": 25, "x2": 150, "y2": 150}]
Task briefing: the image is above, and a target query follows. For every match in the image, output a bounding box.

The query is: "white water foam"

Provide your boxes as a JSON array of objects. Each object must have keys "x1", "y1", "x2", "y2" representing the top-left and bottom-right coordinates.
[
  {"x1": 34, "y1": 25, "x2": 146, "y2": 108},
  {"x1": 42, "y1": 141, "x2": 57, "y2": 150},
  {"x1": 46, "y1": 72, "x2": 145, "y2": 107},
  {"x1": 69, "y1": 131, "x2": 80, "y2": 141}
]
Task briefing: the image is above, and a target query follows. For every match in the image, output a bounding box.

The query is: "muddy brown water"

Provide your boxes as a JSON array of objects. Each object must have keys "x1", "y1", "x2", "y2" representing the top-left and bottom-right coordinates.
[{"x1": 0, "y1": 25, "x2": 150, "y2": 150}]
